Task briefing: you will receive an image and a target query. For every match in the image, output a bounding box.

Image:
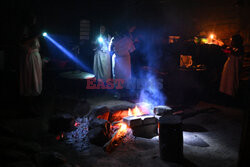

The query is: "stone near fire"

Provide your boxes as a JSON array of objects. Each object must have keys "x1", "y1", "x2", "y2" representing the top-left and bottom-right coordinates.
[
  {"x1": 141, "y1": 115, "x2": 157, "y2": 125},
  {"x1": 88, "y1": 106, "x2": 110, "y2": 122},
  {"x1": 123, "y1": 115, "x2": 157, "y2": 127},
  {"x1": 123, "y1": 115, "x2": 158, "y2": 138},
  {"x1": 88, "y1": 118, "x2": 109, "y2": 130},
  {"x1": 133, "y1": 124, "x2": 158, "y2": 139},
  {"x1": 88, "y1": 118, "x2": 110, "y2": 146},
  {"x1": 154, "y1": 105, "x2": 172, "y2": 116},
  {"x1": 154, "y1": 115, "x2": 161, "y2": 120},
  {"x1": 123, "y1": 116, "x2": 143, "y2": 127},
  {"x1": 88, "y1": 126, "x2": 109, "y2": 146}
]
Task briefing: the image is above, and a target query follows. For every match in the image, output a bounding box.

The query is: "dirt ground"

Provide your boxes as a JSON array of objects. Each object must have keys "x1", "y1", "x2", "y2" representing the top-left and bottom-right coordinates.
[{"x1": 0, "y1": 90, "x2": 245, "y2": 167}]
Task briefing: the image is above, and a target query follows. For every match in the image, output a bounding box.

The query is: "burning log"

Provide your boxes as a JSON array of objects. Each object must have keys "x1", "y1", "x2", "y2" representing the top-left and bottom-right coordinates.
[
  {"x1": 103, "y1": 131, "x2": 118, "y2": 152},
  {"x1": 91, "y1": 105, "x2": 155, "y2": 151},
  {"x1": 111, "y1": 121, "x2": 121, "y2": 126},
  {"x1": 103, "y1": 123, "x2": 129, "y2": 152},
  {"x1": 102, "y1": 106, "x2": 145, "y2": 151}
]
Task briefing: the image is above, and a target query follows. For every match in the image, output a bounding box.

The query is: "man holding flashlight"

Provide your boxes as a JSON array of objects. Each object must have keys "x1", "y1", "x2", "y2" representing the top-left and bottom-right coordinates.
[{"x1": 93, "y1": 25, "x2": 111, "y2": 80}]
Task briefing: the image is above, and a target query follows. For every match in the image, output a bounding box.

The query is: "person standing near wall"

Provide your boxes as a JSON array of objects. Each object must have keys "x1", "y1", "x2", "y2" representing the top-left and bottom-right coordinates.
[
  {"x1": 93, "y1": 25, "x2": 111, "y2": 80},
  {"x1": 19, "y1": 14, "x2": 43, "y2": 116},
  {"x1": 113, "y1": 28, "x2": 135, "y2": 85},
  {"x1": 219, "y1": 34, "x2": 244, "y2": 97}
]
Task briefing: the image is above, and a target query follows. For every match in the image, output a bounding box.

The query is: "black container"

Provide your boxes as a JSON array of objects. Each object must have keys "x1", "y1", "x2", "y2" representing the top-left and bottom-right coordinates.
[{"x1": 159, "y1": 115, "x2": 183, "y2": 162}]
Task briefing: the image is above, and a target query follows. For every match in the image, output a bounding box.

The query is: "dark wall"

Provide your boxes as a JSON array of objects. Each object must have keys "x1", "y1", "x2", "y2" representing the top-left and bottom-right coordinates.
[{"x1": 1, "y1": 0, "x2": 249, "y2": 71}]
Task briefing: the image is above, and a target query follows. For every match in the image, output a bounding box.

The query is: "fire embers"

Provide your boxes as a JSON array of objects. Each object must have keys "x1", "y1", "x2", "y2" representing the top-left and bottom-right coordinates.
[{"x1": 64, "y1": 118, "x2": 89, "y2": 151}]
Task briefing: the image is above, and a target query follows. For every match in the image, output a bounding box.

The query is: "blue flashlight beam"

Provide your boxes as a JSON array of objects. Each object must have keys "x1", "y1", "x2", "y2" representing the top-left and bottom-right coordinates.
[{"x1": 44, "y1": 34, "x2": 91, "y2": 72}]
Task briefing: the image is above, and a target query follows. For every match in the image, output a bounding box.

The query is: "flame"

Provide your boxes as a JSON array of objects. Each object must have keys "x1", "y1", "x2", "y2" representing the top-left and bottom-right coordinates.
[
  {"x1": 204, "y1": 33, "x2": 224, "y2": 46},
  {"x1": 109, "y1": 110, "x2": 129, "y2": 122},
  {"x1": 128, "y1": 108, "x2": 132, "y2": 116},
  {"x1": 128, "y1": 106, "x2": 144, "y2": 117},
  {"x1": 106, "y1": 122, "x2": 129, "y2": 151},
  {"x1": 133, "y1": 106, "x2": 144, "y2": 116},
  {"x1": 98, "y1": 105, "x2": 146, "y2": 151},
  {"x1": 210, "y1": 34, "x2": 214, "y2": 39},
  {"x1": 116, "y1": 122, "x2": 128, "y2": 137},
  {"x1": 107, "y1": 106, "x2": 145, "y2": 122}
]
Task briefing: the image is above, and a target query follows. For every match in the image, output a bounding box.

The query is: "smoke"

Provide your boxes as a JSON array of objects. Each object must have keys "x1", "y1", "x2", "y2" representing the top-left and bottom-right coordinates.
[
  {"x1": 134, "y1": 27, "x2": 167, "y2": 112},
  {"x1": 138, "y1": 73, "x2": 166, "y2": 113}
]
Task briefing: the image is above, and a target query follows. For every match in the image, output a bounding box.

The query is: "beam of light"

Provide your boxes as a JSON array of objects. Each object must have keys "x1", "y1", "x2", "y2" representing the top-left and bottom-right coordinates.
[{"x1": 44, "y1": 34, "x2": 91, "y2": 72}]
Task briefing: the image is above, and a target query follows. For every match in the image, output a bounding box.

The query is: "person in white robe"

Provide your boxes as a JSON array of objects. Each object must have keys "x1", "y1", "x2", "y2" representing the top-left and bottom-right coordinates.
[
  {"x1": 20, "y1": 14, "x2": 42, "y2": 97},
  {"x1": 93, "y1": 26, "x2": 111, "y2": 80},
  {"x1": 113, "y1": 33, "x2": 135, "y2": 84},
  {"x1": 219, "y1": 34, "x2": 244, "y2": 96},
  {"x1": 20, "y1": 37, "x2": 42, "y2": 96},
  {"x1": 19, "y1": 14, "x2": 44, "y2": 116}
]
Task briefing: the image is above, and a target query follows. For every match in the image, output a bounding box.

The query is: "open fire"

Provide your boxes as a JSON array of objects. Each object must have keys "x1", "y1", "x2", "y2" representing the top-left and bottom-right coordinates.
[
  {"x1": 97, "y1": 105, "x2": 149, "y2": 151},
  {"x1": 63, "y1": 105, "x2": 170, "y2": 152}
]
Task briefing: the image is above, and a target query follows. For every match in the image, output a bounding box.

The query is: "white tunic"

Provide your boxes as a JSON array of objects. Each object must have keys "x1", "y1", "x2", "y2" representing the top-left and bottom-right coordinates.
[
  {"x1": 113, "y1": 36, "x2": 135, "y2": 83},
  {"x1": 93, "y1": 36, "x2": 111, "y2": 80},
  {"x1": 20, "y1": 38, "x2": 42, "y2": 96},
  {"x1": 219, "y1": 54, "x2": 240, "y2": 96}
]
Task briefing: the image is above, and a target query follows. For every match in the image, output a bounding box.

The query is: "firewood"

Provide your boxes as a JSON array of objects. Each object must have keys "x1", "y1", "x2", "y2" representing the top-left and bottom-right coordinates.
[
  {"x1": 111, "y1": 121, "x2": 121, "y2": 126},
  {"x1": 103, "y1": 131, "x2": 118, "y2": 152}
]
